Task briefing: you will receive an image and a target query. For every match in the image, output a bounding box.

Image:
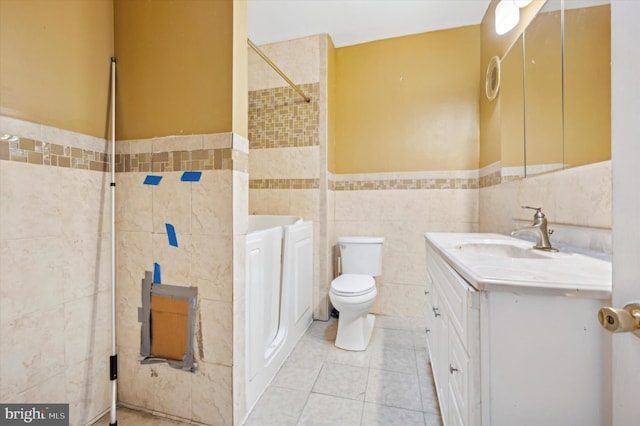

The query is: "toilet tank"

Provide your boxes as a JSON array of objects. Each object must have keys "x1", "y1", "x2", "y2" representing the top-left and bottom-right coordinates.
[{"x1": 338, "y1": 236, "x2": 384, "y2": 276}]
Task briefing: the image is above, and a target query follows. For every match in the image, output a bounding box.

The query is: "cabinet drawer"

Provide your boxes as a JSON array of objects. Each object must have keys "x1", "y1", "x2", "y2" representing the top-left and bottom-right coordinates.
[
  {"x1": 448, "y1": 329, "x2": 470, "y2": 426},
  {"x1": 427, "y1": 249, "x2": 473, "y2": 348}
]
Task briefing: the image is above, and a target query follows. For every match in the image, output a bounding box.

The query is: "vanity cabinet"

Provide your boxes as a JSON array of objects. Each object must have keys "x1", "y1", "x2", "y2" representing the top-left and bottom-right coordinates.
[{"x1": 424, "y1": 237, "x2": 611, "y2": 426}]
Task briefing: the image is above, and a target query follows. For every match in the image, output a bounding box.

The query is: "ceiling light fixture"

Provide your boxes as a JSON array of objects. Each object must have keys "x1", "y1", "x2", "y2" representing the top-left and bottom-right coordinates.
[
  {"x1": 514, "y1": 0, "x2": 533, "y2": 7},
  {"x1": 495, "y1": 0, "x2": 520, "y2": 35}
]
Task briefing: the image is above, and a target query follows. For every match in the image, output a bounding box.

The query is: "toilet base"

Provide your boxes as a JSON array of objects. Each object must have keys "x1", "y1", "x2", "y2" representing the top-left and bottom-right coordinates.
[{"x1": 335, "y1": 313, "x2": 376, "y2": 351}]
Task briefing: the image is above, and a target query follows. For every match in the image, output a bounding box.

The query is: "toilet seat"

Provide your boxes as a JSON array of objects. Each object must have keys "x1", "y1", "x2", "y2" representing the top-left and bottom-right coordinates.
[{"x1": 330, "y1": 274, "x2": 375, "y2": 297}]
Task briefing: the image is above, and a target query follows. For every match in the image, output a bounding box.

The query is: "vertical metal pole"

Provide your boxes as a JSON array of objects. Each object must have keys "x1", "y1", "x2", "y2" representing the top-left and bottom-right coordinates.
[{"x1": 109, "y1": 56, "x2": 118, "y2": 426}]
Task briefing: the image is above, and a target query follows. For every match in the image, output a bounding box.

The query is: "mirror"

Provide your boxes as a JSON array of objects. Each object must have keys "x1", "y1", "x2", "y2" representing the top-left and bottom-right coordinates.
[
  {"x1": 524, "y1": 0, "x2": 563, "y2": 177},
  {"x1": 563, "y1": 0, "x2": 611, "y2": 169},
  {"x1": 499, "y1": 0, "x2": 611, "y2": 178}
]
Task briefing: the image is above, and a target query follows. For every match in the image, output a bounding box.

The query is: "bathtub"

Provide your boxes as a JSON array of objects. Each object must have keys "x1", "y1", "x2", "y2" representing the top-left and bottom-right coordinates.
[{"x1": 245, "y1": 215, "x2": 313, "y2": 412}]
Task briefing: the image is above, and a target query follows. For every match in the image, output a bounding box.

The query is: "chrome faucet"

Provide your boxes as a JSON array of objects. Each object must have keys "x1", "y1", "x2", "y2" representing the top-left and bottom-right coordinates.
[{"x1": 511, "y1": 206, "x2": 558, "y2": 252}]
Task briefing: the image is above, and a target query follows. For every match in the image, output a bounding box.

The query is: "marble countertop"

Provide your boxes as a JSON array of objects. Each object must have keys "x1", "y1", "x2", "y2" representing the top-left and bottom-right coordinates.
[{"x1": 424, "y1": 232, "x2": 612, "y2": 299}]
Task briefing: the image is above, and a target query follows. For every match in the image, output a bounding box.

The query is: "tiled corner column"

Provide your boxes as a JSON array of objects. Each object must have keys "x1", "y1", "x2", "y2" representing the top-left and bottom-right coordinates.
[
  {"x1": 115, "y1": 133, "x2": 248, "y2": 425},
  {"x1": 0, "y1": 116, "x2": 112, "y2": 426}
]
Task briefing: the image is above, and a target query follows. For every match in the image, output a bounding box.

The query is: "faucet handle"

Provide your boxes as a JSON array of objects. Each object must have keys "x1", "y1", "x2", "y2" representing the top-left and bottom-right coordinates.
[{"x1": 521, "y1": 206, "x2": 545, "y2": 219}]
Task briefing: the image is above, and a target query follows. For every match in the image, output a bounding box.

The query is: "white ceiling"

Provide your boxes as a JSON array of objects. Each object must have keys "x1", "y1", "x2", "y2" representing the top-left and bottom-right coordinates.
[{"x1": 247, "y1": 0, "x2": 493, "y2": 48}]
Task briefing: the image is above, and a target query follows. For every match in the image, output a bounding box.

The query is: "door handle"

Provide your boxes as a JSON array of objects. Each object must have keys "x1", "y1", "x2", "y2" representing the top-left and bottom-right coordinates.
[{"x1": 598, "y1": 303, "x2": 640, "y2": 337}]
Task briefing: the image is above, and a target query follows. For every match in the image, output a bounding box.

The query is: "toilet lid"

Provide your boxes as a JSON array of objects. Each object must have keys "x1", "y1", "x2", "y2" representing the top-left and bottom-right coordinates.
[{"x1": 331, "y1": 274, "x2": 375, "y2": 296}]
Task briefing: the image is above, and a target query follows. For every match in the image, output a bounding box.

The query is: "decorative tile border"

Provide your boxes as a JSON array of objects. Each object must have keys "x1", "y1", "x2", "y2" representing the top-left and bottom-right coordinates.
[
  {"x1": 115, "y1": 148, "x2": 245, "y2": 173},
  {"x1": 249, "y1": 178, "x2": 319, "y2": 189},
  {"x1": 248, "y1": 83, "x2": 320, "y2": 149},
  {"x1": 0, "y1": 131, "x2": 110, "y2": 171},
  {"x1": 330, "y1": 177, "x2": 478, "y2": 191}
]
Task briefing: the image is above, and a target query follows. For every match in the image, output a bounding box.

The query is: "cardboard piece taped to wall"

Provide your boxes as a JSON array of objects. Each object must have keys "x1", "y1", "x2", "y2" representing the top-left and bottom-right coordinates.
[{"x1": 151, "y1": 295, "x2": 189, "y2": 361}]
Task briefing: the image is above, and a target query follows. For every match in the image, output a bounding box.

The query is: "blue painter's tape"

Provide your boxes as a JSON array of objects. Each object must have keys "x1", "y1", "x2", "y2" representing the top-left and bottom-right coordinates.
[
  {"x1": 143, "y1": 175, "x2": 163, "y2": 185},
  {"x1": 165, "y1": 223, "x2": 178, "y2": 247},
  {"x1": 153, "y1": 262, "x2": 162, "y2": 284},
  {"x1": 181, "y1": 171, "x2": 202, "y2": 182}
]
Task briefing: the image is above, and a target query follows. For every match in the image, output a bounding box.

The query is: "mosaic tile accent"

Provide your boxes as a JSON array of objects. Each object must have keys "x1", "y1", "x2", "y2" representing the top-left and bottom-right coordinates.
[
  {"x1": 115, "y1": 148, "x2": 246, "y2": 173},
  {"x1": 330, "y1": 177, "x2": 478, "y2": 191},
  {"x1": 479, "y1": 170, "x2": 502, "y2": 188},
  {"x1": 249, "y1": 178, "x2": 319, "y2": 189},
  {"x1": 248, "y1": 83, "x2": 320, "y2": 149},
  {"x1": 0, "y1": 132, "x2": 110, "y2": 171}
]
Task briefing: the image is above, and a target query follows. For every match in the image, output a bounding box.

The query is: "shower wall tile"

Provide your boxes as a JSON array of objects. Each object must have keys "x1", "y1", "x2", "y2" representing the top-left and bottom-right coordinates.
[
  {"x1": 0, "y1": 305, "x2": 66, "y2": 400},
  {"x1": 63, "y1": 291, "x2": 112, "y2": 366},
  {"x1": 191, "y1": 362, "x2": 233, "y2": 425},
  {"x1": 116, "y1": 172, "x2": 153, "y2": 232},
  {"x1": 152, "y1": 172, "x2": 192, "y2": 235},
  {"x1": 0, "y1": 237, "x2": 66, "y2": 323},
  {"x1": 114, "y1": 133, "x2": 244, "y2": 426},
  {"x1": 190, "y1": 235, "x2": 233, "y2": 302},
  {"x1": 65, "y1": 354, "x2": 110, "y2": 426},
  {"x1": 199, "y1": 299, "x2": 233, "y2": 366},
  {"x1": 191, "y1": 170, "x2": 233, "y2": 236},
  {"x1": 248, "y1": 35, "x2": 321, "y2": 91}
]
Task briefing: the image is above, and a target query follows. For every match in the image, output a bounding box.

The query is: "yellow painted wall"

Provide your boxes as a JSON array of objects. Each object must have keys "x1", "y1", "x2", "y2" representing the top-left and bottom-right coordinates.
[
  {"x1": 114, "y1": 0, "x2": 240, "y2": 140},
  {"x1": 564, "y1": 5, "x2": 610, "y2": 168},
  {"x1": 332, "y1": 26, "x2": 480, "y2": 173},
  {"x1": 327, "y1": 35, "x2": 337, "y2": 172},
  {"x1": 0, "y1": 0, "x2": 114, "y2": 138}
]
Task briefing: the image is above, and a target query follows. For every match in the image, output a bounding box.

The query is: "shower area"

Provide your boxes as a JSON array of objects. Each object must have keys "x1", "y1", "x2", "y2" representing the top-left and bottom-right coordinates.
[{"x1": 0, "y1": 1, "x2": 334, "y2": 425}]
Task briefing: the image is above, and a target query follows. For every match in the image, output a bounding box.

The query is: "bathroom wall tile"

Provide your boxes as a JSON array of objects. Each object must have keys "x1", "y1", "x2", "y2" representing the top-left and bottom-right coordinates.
[
  {"x1": 65, "y1": 354, "x2": 110, "y2": 426},
  {"x1": 289, "y1": 146, "x2": 320, "y2": 178},
  {"x1": 249, "y1": 188, "x2": 291, "y2": 215},
  {"x1": 152, "y1": 172, "x2": 192, "y2": 235},
  {"x1": 365, "y1": 368, "x2": 422, "y2": 411},
  {"x1": 117, "y1": 172, "x2": 153, "y2": 232},
  {"x1": 289, "y1": 189, "x2": 320, "y2": 222},
  {"x1": 244, "y1": 385, "x2": 308, "y2": 426},
  {"x1": 312, "y1": 362, "x2": 368, "y2": 401},
  {"x1": 191, "y1": 170, "x2": 233, "y2": 236},
  {"x1": 553, "y1": 161, "x2": 611, "y2": 229},
  {"x1": 361, "y1": 403, "x2": 426, "y2": 426},
  {"x1": 0, "y1": 161, "x2": 66, "y2": 240},
  {"x1": 372, "y1": 283, "x2": 427, "y2": 319},
  {"x1": 63, "y1": 235, "x2": 111, "y2": 302},
  {"x1": 0, "y1": 237, "x2": 66, "y2": 323},
  {"x1": 190, "y1": 236, "x2": 232, "y2": 302},
  {"x1": 0, "y1": 306, "x2": 66, "y2": 400},
  {"x1": 152, "y1": 135, "x2": 203, "y2": 153},
  {"x1": 298, "y1": 393, "x2": 363, "y2": 426},
  {"x1": 63, "y1": 291, "x2": 112, "y2": 366},
  {"x1": 191, "y1": 362, "x2": 233, "y2": 425},
  {"x1": 248, "y1": 35, "x2": 320, "y2": 91},
  {"x1": 380, "y1": 190, "x2": 430, "y2": 222},
  {"x1": 233, "y1": 170, "x2": 249, "y2": 236},
  {"x1": 334, "y1": 190, "x2": 386, "y2": 222},
  {"x1": 4, "y1": 372, "x2": 67, "y2": 405},
  {"x1": 424, "y1": 412, "x2": 444, "y2": 426},
  {"x1": 198, "y1": 299, "x2": 233, "y2": 366},
  {"x1": 203, "y1": 132, "x2": 233, "y2": 150},
  {"x1": 152, "y1": 363, "x2": 193, "y2": 420},
  {"x1": 116, "y1": 346, "x2": 156, "y2": 410},
  {"x1": 152, "y1": 233, "x2": 191, "y2": 287},
  {"x1": 515, "y1": 172, "x2": 558, "y2": 222},
  {"x1": 0, "y1": 115, "x2": 43, "y2": 140},
  {"x1": 42, "y1": 124, "x2": 107, "y2": 152},
  {"x1": 428, "y1": 189, "x2": 478, "y2": 225}
]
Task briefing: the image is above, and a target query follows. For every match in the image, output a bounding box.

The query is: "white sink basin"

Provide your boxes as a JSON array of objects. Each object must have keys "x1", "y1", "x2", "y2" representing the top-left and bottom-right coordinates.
[
  {"x1": 424, "y1": 232, "x2": 612, "y2": 298},
  {"x1": 454, "y1": 242, "x2": 549, "y2": 259}
]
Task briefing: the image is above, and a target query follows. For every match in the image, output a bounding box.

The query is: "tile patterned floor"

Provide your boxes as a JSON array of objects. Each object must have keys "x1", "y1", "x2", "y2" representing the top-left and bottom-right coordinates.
[
  {"x1": 96, "y1": 316, "x2": 442, "y2": 426},
  {"x1": 244, "y1": 315, "x2": 442, "y2": 426}
]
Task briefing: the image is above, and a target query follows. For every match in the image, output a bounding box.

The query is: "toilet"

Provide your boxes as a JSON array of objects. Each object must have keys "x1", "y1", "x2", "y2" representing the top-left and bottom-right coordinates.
[{"x1": 330, "y1": 236, "x2": 384, "y2": 351}]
